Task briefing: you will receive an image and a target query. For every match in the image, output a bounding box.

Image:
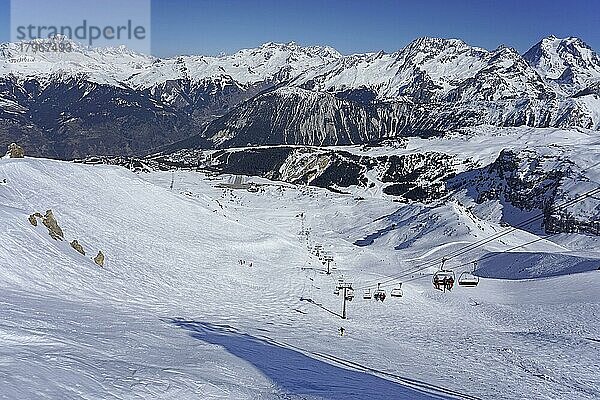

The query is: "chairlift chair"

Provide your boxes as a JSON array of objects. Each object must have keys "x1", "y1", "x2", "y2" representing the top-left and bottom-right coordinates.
[
  {"x1": 433, "y1": 259, "x2": 455, "y2": 292},
  {"x1": 345, "y1": 288, "x2": 355, "y2": 302},
  {"x1": 458, "y1": 261, "x2": 480, "y2": 287},
  {"x1": 390, "y1": 282, "x2": 403, "y2": 298},
  {"x1": 373, "y1": 283, "x2": 387, "y2": 302},
  {"x1": 334, "y1": 276, "x2": 345, "y2": 296},
  {"x1": 314, "y1": 244, "x2": 323, "y2": 257},
  {"x1": 363, "y1": 288, "x2": 372, "y2": 299}
]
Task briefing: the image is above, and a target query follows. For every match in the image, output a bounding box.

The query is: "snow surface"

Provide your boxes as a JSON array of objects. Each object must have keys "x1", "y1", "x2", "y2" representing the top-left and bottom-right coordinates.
[{"x1": 0, "y1": 143, "x2": 599, "y2": 399}]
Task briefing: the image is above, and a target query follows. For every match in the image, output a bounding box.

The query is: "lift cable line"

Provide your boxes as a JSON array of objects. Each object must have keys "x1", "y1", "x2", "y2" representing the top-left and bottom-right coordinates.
[
  {"x1": 356, "y1": 186, "x2": 600, "y2": 291},
  {"x1": 359, "y1": 186, "x2": 600, "y2": 290},
  {"x1": 380, "y1": 224, "x2": 577, "y2": 287},
  {"x1": 400, "y1": 232, "x2": 562, "y2": 285},
  {"x1": 455, "y1": 231, "x2": 562, "y2": 270}
]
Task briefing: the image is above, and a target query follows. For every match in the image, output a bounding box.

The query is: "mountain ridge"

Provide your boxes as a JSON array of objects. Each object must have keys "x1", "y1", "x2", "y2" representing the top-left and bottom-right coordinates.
[{"x1": 1, "y1": 35, "x2": 599, "y2": 158}]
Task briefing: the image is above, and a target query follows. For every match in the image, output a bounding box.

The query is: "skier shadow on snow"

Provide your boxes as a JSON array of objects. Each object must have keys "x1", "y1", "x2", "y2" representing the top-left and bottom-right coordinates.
[{"x1": 167, "y1": 317, "x2": 464, "y2": 400}]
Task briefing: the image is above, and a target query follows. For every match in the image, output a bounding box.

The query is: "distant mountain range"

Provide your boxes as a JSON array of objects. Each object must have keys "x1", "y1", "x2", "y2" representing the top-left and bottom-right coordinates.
[{"x1": 1, "y1": 35, "x2": 599, "y2": 159}]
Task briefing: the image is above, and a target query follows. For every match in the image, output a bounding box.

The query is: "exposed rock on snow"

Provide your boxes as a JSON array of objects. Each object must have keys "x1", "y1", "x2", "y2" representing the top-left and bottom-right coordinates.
[
  {"x1": 41, "y1": 209, "x2": 64, "y2": 241},
  {"x1": 7, "y1": 143, "x2": 24, "y2": 158},
  {"x1": 28, "y1": 212, "x2": 42, "y2": 226},
  {"x1": 94, "y1": 250, "x2": 105, "y2": 267},
  {"x1": 28, "y1": 210, "x2": 64, "y2": 240},
  {"x1": 70, "y1": 240, "x2": 85, "y2": 255}
]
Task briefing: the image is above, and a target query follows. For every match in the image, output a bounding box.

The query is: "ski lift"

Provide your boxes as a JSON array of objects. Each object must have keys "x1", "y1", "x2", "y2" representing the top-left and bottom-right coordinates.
[
  {"x1": 314, "y1": 244, "x2": 323, "y2": 257},
  {"x1": 363, "y1": 288, "x2": 372, "y2": 300},
  {"x1": 390, "y1": 282, "x2": 403, "y2": 298},
  {"x1": 459, "y1": 261, "x2": 480, "y2": 288},
  {"x1": 433, "y1": 258, "x2": 455, "y2": 292},
  {"x1": 334, "y1": 276, "x2": 344, "y2": 295},
  {"x1": 373, "y1": 283, "x2": 386, "y2": 302},
  {"x1": 346, "y1": 288, "x2": 355, "y2": 301},
  {"x1": 322, "y1": 254, "x2": 334, "y2": 263}
]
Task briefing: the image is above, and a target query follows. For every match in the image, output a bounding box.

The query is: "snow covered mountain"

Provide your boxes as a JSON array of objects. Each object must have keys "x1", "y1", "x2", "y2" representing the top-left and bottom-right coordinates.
[
  {"x1": 0, "y1": 36, "x2": 340, "y2": 89},
  {"x1": 293, "y1": 37, "x2": 550, "y2": 102},
  {"x1": 0, "y1": 37, "x2": 341, "y2": 158},
  {"x1": 524, "y1": 35, "x2": 600, "y2": 95},
  {"x1": 190, "y1": 37, "x2": 600, "y2": 149},
  {"x1": 1, "y1": 35, "x2": 600, "y2": 158}
]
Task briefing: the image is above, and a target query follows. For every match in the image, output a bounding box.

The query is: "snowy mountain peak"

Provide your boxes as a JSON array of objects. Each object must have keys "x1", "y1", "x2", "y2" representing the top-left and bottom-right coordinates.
[
  {"x1": 0, "y1": 35, "x2": 150, "y2": 60},
  {"x1": 400, "y1": 36, "x2": 489, "y2": 61},
  {"x1": 406, "y1": 36, "x2": 472, "y2": 51},
  {"x1": 0, "y1": 38, "x2": 339, "y2": 88},
  {"x1": 523, "y1": 35, "x2": 600, "y2": 94},
  {"x1": 252, "y1": 41, "x2": 342, "y2": 60}
]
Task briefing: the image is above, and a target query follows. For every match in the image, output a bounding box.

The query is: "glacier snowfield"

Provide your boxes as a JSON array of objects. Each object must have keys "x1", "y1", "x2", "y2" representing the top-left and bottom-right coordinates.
[{"x1": 0, "y1": 130, "x2": 599, "y2": 399}]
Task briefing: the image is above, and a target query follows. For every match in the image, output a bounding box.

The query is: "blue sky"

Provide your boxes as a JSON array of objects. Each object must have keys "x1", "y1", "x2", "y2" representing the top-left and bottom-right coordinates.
[{"x1": 1, "y1": 0, "x2": 599, "y2": 56}]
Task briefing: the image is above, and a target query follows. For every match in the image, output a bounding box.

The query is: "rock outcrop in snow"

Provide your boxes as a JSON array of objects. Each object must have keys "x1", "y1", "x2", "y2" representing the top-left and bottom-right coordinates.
[
  {"x1": 41, "y1": 210, "x2": 64, "y2": 241},
  {"x1": 70, "y1": 240, "x2": 85, "y2": 255},
  {"x1": 29, "y1": 209, "x2": 65, "y2": 240},
  {"x1": 7, "y1": 143, "x2": 24, "y2": 158},
  {"x1": 94, "y1": 250, "x2": 105, "y2": 267}
]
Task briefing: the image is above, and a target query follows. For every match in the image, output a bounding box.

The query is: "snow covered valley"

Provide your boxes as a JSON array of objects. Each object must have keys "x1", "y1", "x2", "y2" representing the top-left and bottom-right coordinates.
[{"x1": 0, "y1": 129, "x2": 599, "y2": 399}]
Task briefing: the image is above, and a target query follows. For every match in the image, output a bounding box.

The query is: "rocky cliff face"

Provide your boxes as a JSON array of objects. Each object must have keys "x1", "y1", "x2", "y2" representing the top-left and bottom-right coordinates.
[
  {"x1": 449, "y1": 149, "x2": 599, "y2": 235},
  {"x1": 191, "y1": 87, "x2": 597, "y2": 150}
]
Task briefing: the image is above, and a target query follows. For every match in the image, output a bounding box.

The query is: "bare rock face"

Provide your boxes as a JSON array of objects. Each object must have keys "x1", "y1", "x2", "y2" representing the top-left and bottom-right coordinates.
[
  {"x1": 28, "y1": 210, "x2": 107, "y2": 262},
  {"x1": 8, "y1": 143, "x2": 25, "y2": 158},
  {"x1": 94, "y1": 251, "x2": 105, "y2": 267},
  {"x1": 28, "y1": 212, "x2": 42, "y2": 226},
  {"x1": 41, "y1": 210, "x2": 64, "y2": 241},
  {"x1": 70, "y1": 240, "x2": 85, "y2": 255}
]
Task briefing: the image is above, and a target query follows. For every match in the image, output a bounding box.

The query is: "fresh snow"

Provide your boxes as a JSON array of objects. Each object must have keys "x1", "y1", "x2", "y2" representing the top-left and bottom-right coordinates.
[{"x1": 1, "y1": 126, "x2": 599, "y2": 399}]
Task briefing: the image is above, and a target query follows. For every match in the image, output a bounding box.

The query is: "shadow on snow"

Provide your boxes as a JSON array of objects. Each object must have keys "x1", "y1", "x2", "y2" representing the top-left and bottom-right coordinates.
[{"x1": 166, "y1": 317, "x2": 462, "y2": 400}]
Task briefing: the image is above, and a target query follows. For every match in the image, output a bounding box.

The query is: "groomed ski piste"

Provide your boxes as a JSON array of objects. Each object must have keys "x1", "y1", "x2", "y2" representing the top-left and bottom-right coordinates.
[{"x1": 0, "y1": 127, "x2": 599, "y2": 399}]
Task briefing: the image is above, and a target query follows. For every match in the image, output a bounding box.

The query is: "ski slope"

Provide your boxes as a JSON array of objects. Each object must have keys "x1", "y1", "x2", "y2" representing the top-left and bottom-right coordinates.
[{"x1": 0, "y1": 156, "x2": 599, "y2": 399}]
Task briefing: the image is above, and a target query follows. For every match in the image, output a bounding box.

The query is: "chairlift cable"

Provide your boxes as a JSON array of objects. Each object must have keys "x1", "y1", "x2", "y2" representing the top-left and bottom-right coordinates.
[
  {"x1": 356, "y1": 186, "x2": 600, "y2": 290},
  {"x1": 393, "y1": 231, "x2": 564, "y2": 285}
]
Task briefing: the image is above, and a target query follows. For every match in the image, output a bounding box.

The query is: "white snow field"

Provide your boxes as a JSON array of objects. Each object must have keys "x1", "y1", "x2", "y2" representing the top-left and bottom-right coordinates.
[{"x1": 1, "y1": 134, "x2": 599, "y2": 399}]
